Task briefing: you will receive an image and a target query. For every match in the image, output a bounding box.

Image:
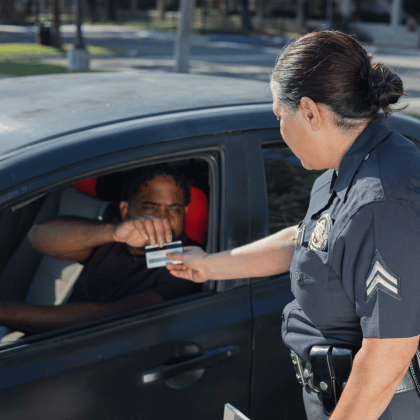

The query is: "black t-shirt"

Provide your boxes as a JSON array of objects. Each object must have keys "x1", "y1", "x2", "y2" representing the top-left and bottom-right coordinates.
[{"x1": 67, "y1": 237, "x2": 201, "y2": 304}]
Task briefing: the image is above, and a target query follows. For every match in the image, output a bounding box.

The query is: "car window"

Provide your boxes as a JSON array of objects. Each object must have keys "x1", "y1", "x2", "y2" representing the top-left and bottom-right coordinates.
[
  {"x1": 0, "y1": 157, "x2": 213, "y2": 344},
  {"x1": 262, "y1": 144, "x2": 323, "y2": 234}
]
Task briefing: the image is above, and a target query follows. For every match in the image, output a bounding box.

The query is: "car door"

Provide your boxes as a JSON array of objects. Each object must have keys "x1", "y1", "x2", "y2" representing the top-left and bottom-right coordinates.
[
  {"x1": 249, "y1": 139, "x2": 323, "y2": 420},
  {"x1": 0, "y1": 134, "x2": 258, "y2": 420}
]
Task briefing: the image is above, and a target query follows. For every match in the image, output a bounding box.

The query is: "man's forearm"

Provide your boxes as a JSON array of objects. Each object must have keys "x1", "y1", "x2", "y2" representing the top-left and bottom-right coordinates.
[
  {"x1": 0, "y1": 292, "x2": 164, "y2": 336},
  {"x1": 28, "y1": 216, "x2": 116, "y2": 261},
  {"x1": 329, "y1": 336, "x2": 419, "y2": 420},
  {"x1": 205, "y1": 225, "x2": 298, "y2": 280}
]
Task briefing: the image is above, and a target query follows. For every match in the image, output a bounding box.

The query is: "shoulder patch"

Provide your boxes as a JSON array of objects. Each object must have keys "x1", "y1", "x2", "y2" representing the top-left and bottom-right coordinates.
[{"x1": 365, "y1": 251, "x2": 401, "y2": 302}]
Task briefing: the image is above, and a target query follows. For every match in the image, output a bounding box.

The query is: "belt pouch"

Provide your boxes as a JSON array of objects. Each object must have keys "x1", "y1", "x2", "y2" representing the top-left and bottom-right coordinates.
[
  {"x1": 310, "y1": 346, "x2": 355, "y2": 415},
  {"x1": 310, "y1": 346, "x2": 335, "y2": 415},
  {"x1": 330, "y1": 347, "x2": 355, "y2": 399}
]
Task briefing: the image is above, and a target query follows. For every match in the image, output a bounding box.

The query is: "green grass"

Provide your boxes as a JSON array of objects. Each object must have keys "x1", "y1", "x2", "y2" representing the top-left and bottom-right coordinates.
[
  {"x1": 0, "y1": 43, "x2": 62, "y2": 56},
  {"x1": 63, "y1": 44, "x2": 127, "y2": 55},
  {"x1": 408, "y1": 113, "x2": 420, "y2": 120},
  {"x1": 0, "y1": 58, "x2": 68, "y2": 77},
  {"x1": 0, "y1": 43, "x2": 127, "y2": 57}
]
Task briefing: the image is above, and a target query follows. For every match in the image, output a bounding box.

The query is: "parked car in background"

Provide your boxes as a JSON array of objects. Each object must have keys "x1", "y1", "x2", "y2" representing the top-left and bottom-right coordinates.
[{"x1": 0, "y1": 72, "x2": 420, "y2": 420}]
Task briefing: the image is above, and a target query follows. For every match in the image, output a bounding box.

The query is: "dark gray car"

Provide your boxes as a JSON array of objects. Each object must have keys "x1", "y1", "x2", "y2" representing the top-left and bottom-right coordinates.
[{"x1": 0, "y1": 72, "x2": 419, "y2": 420}]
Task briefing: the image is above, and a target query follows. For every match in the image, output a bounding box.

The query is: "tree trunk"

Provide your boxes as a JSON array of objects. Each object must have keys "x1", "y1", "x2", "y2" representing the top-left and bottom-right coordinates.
[
  {"x1": 241, "y1": 0, "x2": 252, "y2": 33},
  {"x1": 220, "y1": 0, "x2": 228, "y2": 28},
  {"x1": 105, "y1": 0, "x2": 117, "y2": 21},
  {"x1": 88, "y1": 0, "x2": 97, "y2": 24},
  {"x1": 255, "y1": 0, "x2": 268, "y2": 31},
  {"x1": 157, "y1": 0, "x2": 166, "y2": 21},
  {"x1": 130, "y1": 0, "x2": 137, "y2": 13},
  {"x1": 52, "y1": 0, "x2": 62, "y2": 49}
]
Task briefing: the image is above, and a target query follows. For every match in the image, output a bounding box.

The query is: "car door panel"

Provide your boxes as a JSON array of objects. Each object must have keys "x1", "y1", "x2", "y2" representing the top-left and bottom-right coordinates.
[
  {"x1": 0, "y1": 288, "x2": 252, "y2": 420},
  {"x1": 250, "y1": 276, "x2": 306, "y2": 420}
]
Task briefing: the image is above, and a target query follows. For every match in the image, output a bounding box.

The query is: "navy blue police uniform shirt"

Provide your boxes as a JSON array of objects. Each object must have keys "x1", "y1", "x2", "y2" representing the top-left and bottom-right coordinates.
[
  {"x1": 67, "y1": 234, "x2": 201, "y2": 304},
  {"x1": 282, "y1": 119, "x2": 420, "y2": 362}
]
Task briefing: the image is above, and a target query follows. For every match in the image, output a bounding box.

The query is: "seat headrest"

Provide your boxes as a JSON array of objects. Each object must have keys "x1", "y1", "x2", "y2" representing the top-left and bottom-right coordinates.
[{"x1": 73, "y1": 178, "x2": 209, "y2": 247}]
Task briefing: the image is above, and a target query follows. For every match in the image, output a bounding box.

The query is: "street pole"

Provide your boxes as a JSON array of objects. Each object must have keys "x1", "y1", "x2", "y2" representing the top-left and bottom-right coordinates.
[
  {"x1": 326, "y1": 0, "x2": 333, "y2": 29},
  {"x1": 391, "y1": 0, "x2": 402, "y2": 33},
  {"x1": 67, "y1": 0, "x2": 90, "y2": 71},
  {"x1": 174, "y1": 0, "x2": 196, "y2": 73}
]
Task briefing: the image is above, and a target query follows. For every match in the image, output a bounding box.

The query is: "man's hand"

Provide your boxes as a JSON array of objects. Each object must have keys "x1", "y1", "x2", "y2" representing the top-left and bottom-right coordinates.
[
  {"x1": 113, "y1": 214, "x2": 172, "y2": 248},
  {"x1": 166, "y1": 246, "x2": 210, "y2": 283}
]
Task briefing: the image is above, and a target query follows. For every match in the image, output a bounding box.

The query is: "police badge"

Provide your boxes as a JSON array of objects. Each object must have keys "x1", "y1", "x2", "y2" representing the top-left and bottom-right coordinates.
[{"x1": 308, "y1": 213, "x2": 333, "y2": 251}]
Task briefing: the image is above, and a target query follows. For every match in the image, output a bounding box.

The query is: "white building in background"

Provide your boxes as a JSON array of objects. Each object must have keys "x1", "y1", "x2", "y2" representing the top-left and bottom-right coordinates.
[{"x1": 307, "y1": 0, "x2": 418, "y2": 48}]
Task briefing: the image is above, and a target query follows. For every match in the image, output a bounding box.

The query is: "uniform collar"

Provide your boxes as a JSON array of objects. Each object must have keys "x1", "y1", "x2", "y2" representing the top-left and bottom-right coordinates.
[
  {"x1": 306, "y1": 119, "x2": 390, "y2": 219},
  {"x1": 333, "y1": 119, "x2": 391, "y2": 202}
]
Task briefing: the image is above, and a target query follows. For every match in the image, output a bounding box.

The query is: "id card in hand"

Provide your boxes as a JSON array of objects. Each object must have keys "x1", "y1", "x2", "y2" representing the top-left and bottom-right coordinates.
[{"x1": 145, "y1": 240, "x2": 183, "y2": 269}]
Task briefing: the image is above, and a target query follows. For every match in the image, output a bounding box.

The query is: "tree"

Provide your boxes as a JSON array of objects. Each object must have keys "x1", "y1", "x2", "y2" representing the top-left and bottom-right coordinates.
[
  {"x1": 52, "y1": 0, "x2": 62, "y2": 49},
  {"x1": 104, "y1": 0, "x2": 117, "y2": 21},
  {"x1": 241, "y1": 0, "x2": 252, "y2": 33},
  {"x1": 404, "y1": 0, "x2": 420, "y2": 18}
]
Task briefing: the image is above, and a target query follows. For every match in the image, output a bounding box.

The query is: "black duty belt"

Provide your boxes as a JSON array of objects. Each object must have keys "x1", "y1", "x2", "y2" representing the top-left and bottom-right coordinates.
[{"x1": 291, "y1": 346, "x2": 416, "y2": 416}]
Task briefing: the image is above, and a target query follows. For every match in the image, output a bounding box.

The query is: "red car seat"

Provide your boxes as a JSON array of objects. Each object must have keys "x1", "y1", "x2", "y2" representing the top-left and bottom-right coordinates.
[{"x1": 72, "y1": 178, "x2": 208, "y2": 247}]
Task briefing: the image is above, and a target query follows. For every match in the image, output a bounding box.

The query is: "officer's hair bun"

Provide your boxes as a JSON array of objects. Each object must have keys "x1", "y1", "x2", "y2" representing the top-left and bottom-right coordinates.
[{"x1": 364, "y1": 59, "x2": 404, "y2": 115}]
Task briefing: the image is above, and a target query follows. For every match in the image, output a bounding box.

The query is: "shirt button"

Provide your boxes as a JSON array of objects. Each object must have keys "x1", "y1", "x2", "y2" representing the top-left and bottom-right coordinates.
[
  {"x1": 294, "y1": 272, "x2": 300, "y2": 281},
  {"x1": 364, "y1": 153, "x2": 369, "y2": 161}
]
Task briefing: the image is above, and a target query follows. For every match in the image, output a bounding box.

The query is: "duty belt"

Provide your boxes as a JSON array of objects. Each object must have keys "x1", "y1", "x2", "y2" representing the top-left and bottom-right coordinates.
[{"x1": 290, "y1": 347, "x2": 415, "y2": 415}]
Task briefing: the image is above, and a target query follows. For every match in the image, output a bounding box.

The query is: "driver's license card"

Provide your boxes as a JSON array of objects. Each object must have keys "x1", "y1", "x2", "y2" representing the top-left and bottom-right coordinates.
[{"x1": 145, "y1": 241, "x2": 183, "y2": 269}]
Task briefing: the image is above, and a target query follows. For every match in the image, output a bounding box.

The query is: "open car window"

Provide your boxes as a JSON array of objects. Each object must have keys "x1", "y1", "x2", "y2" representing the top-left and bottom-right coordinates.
[{"x1": 0, "y1": 157, "x2": 213, "y2": 345}]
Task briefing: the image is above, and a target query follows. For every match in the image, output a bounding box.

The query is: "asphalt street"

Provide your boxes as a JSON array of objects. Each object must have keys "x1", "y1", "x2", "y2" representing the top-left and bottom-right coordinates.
[{"x1": 1, "y1": 23, "x2": 420, "y2": 113}]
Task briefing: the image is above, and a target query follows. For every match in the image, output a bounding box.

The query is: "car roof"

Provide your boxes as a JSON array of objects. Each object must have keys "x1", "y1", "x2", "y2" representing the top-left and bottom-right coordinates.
[{"x1": 0, "y1": 71, "x2": 272, "y2": 157}]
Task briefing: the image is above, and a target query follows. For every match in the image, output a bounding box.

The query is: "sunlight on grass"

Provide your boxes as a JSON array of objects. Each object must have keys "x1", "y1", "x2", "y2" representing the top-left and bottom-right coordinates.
[
  {"x1": 0, "y1": 43, "x2": 61, "y2": 56},
  {"x1": 0, "y1": 43, "x2": 127, "y2": 57},
  {"x1": 66, "y1": 44, "x2": 127, "y2": 55}
]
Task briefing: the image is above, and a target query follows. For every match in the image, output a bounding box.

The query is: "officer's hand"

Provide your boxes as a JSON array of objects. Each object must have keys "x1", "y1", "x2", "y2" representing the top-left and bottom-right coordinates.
[
  {"x1": 166, "y1": 246, "x2": 210, "y2": 283},
  {"x1": 112, "y1": 214, "x2": 172, "y2": 248}
]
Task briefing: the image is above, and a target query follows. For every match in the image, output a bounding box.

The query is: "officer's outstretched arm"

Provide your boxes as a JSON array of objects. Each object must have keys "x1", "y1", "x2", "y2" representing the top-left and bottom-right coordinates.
[
  {"x1": 167, "y1": 225, "x2": 298, "y2": 282},
  {"x1": 329, "y1": 336, "x2": 419, "y2": 420}
]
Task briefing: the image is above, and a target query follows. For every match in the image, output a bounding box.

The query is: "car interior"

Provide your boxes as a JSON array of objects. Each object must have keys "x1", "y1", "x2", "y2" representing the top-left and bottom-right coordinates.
[{"x1": 0, "y1": 158, "x2": 210, "y2": 343}]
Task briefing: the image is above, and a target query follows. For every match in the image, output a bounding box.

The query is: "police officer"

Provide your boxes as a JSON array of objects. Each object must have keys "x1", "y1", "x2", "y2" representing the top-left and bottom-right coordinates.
[{"x1": 167, "y1": 31, "x2": 420, "y2": 420}]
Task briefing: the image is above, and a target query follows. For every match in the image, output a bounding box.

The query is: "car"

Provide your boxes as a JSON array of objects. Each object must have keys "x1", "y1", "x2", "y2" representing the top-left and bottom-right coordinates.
[{"x1": 1, "y1": 71, "x2": 420, "y2": 420}]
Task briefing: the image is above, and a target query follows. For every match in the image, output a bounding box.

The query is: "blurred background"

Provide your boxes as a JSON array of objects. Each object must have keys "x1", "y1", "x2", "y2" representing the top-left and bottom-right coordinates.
[{"x1": 1, "y1": 0, "x2": 420, "y2": 114}]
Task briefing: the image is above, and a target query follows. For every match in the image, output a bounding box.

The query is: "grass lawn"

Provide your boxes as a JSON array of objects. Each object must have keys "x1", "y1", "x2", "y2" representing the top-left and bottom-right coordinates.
[
  {"x1": 0, "y1": 43, "x2": 62, "y2": 56},
  {"x1": 0, "y1": 58, "x2": 68, "y2": 76},
  {"x1": 0, "y1": 43, "x2": 126, "y2": 56},
  {"x1": 0, "y1": 43, "x2": 121, "y2": 77}
]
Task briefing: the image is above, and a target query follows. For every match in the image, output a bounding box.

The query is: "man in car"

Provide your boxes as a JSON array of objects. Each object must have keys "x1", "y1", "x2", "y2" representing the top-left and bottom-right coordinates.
[{"x1": 0, "y1": 164, "x2": 201, "y2": 336}]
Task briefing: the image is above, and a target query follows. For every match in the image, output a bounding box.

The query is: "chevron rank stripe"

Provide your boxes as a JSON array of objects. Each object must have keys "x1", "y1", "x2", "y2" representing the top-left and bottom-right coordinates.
[{"x1": 365, "y1": 251, "x2": 401, "y2": 302}]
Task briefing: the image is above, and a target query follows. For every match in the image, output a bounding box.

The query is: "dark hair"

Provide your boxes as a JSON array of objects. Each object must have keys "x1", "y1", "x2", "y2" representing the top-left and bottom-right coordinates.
[
  {"x1": 121, "y1": 163, "x2": 191, "y2": 205},
  {"x1": 270, "y1": 31, "x2": 404, "y2": 126}
]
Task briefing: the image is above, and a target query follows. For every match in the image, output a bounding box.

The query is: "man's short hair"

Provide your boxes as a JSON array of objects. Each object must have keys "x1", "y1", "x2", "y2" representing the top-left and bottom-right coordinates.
[{"x1": 121, "y1": 163, "x2": 191, "y2": 205}]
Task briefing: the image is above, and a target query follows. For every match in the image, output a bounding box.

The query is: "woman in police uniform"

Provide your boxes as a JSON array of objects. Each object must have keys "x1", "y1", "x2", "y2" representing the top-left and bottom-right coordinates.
[{"x1": 167, "y1": 31, "x2": 420, "y2": 420}]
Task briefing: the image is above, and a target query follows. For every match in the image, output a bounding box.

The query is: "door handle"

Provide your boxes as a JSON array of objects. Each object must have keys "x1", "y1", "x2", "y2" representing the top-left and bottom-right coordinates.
[{"x1": 141, "y1": 345, "x2": 239, "y2": 385}]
